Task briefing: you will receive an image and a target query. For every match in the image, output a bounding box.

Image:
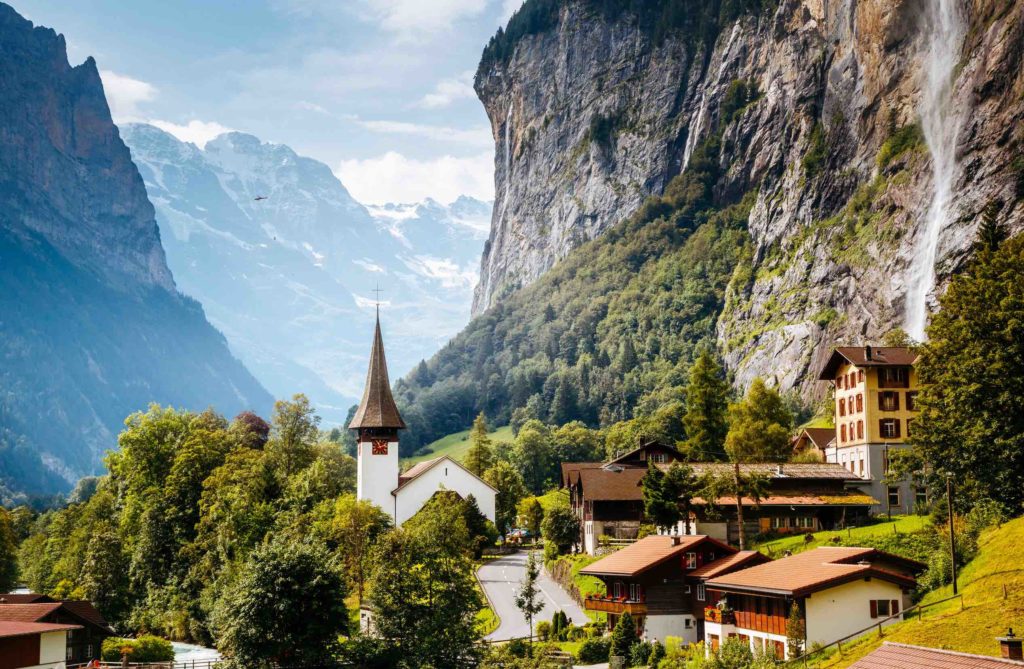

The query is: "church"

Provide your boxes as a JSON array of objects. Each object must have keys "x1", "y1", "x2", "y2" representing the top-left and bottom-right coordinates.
[{"x1": 349, "y1": 314, "x2": 497, "y2": 526}]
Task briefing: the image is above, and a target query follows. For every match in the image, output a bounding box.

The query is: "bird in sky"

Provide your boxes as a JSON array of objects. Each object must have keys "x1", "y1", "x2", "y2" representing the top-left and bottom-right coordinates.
[{"x1": 254, "y1": 195, "x2": 268, "y2": 201}]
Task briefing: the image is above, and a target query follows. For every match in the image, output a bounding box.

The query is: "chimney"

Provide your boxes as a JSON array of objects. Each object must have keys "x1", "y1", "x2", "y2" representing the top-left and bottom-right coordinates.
[
  {"x1": 865, "y1": 345, "x2": 873, "y2": 361},
  {"x1": 776, "y1": 464, "x2": 784, "y2": 476},
  {"x1": 672, "y1": 535, "x2": 682, "y2": 546},
  {"x1": 998, "y1": 628, "x2": 1023, "y2": 661}
]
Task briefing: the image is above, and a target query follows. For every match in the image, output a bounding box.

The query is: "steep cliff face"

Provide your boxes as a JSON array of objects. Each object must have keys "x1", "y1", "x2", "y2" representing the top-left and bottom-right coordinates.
[
  {"x1": 0, "y1": 3, "x2": 271, "y2": 500},
  {"x1": 473, "y1": 0, "x2": 1024, "y2": 397}
]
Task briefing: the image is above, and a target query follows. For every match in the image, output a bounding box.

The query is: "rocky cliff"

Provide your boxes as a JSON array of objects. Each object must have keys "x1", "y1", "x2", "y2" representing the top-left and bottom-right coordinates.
[
  {"x1": 0, "y1": 3, "x2": 271, "y2": 500},
  {"x1": 471, "y1": 0, "x2": 1024, "y2": 398}
]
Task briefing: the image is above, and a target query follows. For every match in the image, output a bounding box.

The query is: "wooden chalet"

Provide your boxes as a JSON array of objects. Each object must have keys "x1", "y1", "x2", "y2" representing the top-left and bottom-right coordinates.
[
  {"x1": 579, "y1": 535, "x2": 769, "y2": 644},
  {"x1": 0, "y1": 596, "x2": 113, "y2": 664}
]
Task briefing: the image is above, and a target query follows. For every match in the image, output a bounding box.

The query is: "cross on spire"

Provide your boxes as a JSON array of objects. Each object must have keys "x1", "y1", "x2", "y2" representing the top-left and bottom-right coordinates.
[{"x1": 372, "y1": 284, "x2": 384, "y2": 316}]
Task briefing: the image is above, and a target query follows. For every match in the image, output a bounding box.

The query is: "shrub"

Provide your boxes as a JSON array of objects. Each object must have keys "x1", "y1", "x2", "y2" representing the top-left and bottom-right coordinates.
[
  {"x1": 536, "y1": 620, "x2": 552, "y2": 641},
  {"x1": 649, "y1": 640, "x2": 666, "y2": 666},
  {"x1": 567, "y1": 625, "x2": 587, "y2": 641},
  {"x1": 577, "y1": 636, "x2": 612, "y2": 664},
  {"x1": 101, "y1": 636, "x2": 174, "y2": 662},
  {"x1": 877, "y1": 122, "x2": 924, "y2": 169},
  {"x1": 802, "y1": 123, "x2": 827, "y2": 177},
  {"x1": 629, "y1": 640, "x2": 653, "y2": 667}
]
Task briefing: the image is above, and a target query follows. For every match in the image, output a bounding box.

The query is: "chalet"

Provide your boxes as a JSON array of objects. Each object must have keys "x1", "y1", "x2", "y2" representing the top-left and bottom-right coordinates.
[
  {"x1": 850, "y1": 640, "x2": 1024, "y2": 668},
  {"x1": 703, "y1": 547, "x2": 923, "y2": 659},
  {"x1": 563, "y1": 459, "x2": 876, "y2": 553},
  {"x1": 0, "y1": 621, "x2": 81, "y2": 669},
  {"x1": 818, "y1": 346, "x2": 923, "y2": 515},
  {"x1": 790, "y1": 427, "x2": 835, "y2": 459},
  {"x1": 579, "y1": 535, "x2": 768, "y2": 643},
  {"x1": 0, "y1": 598, "x2": 113, "y2": 664}
]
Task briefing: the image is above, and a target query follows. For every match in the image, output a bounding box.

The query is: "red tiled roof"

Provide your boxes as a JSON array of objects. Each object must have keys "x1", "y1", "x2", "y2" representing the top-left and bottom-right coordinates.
[
  {"x1": 60, "y1": 600, "x2": 113, "y2": 632},
  {"x1": 819, "y1": 346, "x2": 918, "y2": 380},
  {"x1": 849, "y1": 643, "x2": 1024, "y2": 668},
  {"x1": 689, "y1": 551, "x2": 770, "y2": 579},
  {"x1": 581, "y1": 535, "x2": 733, "y2": 577},
  {"x1": 706, "y1": 547, "x2": 919, "y2": 596},
  {"x1": 0, "y1": 594, "x2": 54, "y2": 604},
  {"x1": 0, "y1": 602, "x2": 62, "y2": 622},
  {"x1": 0, "y1": 621, "x2": 81, "y2": 640}
]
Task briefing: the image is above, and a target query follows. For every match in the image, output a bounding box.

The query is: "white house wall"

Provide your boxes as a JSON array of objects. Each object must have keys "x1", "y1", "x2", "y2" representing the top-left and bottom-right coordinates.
[
  {"x1": 644, "y1": 613, "x2": 697, "y2": 644},
  {"x1": 395, "y1": 458, "x2": 496, "y2": 526},
  {"x1": 358, "y1": 438, "x2": 400, "y2": 522},
  {"x1": 804, "y1": 578, "x2": 905, "y2": 646}
]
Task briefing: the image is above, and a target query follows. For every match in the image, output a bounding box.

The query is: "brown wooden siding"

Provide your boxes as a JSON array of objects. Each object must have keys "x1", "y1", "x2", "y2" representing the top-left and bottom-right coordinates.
[
  {"x1": 732, "y1": 595, "x2": 789, "y2": 635},
  {"x1": 0, "y1": 635, "x2": 41, "y2": 669}
]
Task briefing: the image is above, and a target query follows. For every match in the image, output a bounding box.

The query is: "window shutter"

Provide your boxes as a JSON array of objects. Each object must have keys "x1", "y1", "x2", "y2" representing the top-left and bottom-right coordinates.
[
  {"x1": 869, "y1": 600, "x2": 877, "y2": 618},
  {"x1": 895, "y1": 420, "x2": 902, "y2": 438},
  {"x1": 891, "y1": 600, "x2": 899, "y2": 615}
]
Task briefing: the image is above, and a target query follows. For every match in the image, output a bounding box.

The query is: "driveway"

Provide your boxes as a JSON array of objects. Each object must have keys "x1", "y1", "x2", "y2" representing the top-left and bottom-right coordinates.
[{"x1": 478, "y1": 550, "x2": 589, "y2": 641}]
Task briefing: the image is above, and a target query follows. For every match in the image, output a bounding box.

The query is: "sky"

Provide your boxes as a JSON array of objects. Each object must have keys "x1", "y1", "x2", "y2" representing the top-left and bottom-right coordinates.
[{"x1": 15, "y1": 0, "x2": 524, "y2": 204}]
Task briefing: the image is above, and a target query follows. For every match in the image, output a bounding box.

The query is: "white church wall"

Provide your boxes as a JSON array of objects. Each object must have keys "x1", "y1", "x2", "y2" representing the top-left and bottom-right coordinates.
[
  {"x1": 395, "y1": 457, "x2": 496, "y2": 526},
  {"x1": 357, "y1": 438, "x2": 399, "y2": 521}
]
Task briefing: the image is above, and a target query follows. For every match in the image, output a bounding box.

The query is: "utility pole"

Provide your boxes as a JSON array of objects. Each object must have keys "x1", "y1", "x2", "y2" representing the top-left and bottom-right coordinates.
[
  {"x1": 947, "y1": 474, "x2": 958, "y2": 595},
  {"x1": 885, "y1": 443, "x2": 892, "y2": 521}
]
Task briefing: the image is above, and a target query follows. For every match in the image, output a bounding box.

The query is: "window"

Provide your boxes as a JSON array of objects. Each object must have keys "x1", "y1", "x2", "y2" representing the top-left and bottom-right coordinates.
[
  {"x1": 859, "y1": 459, "x2": 865, "y2": 476},
  {"x1": 858, "y1": 370, "x2": 865, "y2": 383},
  {"x1": 67, "y1": 647, "x2": 74, "y2": 661},
  {"x1": 836, "y1": 375, "x2": 845, "y2": 389},
  {"x1": 857, "y1": 420, "x2": 864, "y2": 440},
  {"x1": 686, "y1": 552, "x2": 697, "y2": 569},
  {"x1": 879, "y1": 391, "x2": 900, "y2": 411},
  {"x1": 906, "y1": 391, "x2": 919, "y2": 411},
  {"x1": 841, "y1": 424, "x2": 847, "y2": 442},
  {"x1": 614, "y1": 582, "x2": 624, "y2": 598},
  {"x1": 888, "y1": 486, "x2": 901, "y2": 507},
  {"x1": 630, "y1": 583, "x2": 640, "y2": 601},
  {"x1": 880, "y1": 367, "x2": 910, "y2": 388},
  {"x1": 684, "y1": 584, "x2": 692, "y2": 594},
  {"x1": 684, "y1": 618, "x2": 693, "y2": 629},
  {"x1": 651, "y1": 452, "x2": 667, "y2": 464},
  {"x1": 839, "y1": 398, "x2": 846, "y2": 417},
  {"x1": 86, "y1": 645, "x2": 93, "y2": 659},
  {"x1": 697, "y1": 584, "x2": 706, "y2": 601},
  {"x1": 870, "y1": 599, "x2": 898, "y2": 618},
  {"x1": 856, "y1": 394, "x2": 863, "y2": 412},
  {"x1": 880, "y1": 418, "x2": 901, "y2": 439},
  {"x1": 915, "y1": 487, "x2": 928, "y2": 507}
]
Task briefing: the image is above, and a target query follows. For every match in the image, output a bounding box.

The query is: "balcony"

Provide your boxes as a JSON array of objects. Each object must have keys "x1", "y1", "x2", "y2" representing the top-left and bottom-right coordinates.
[
  {"x1": 584, "y1": 596, "x2": 648, "y2": 615},
  {"x1": 704, "y1": 607, "x2": 736, "y2": 624}
]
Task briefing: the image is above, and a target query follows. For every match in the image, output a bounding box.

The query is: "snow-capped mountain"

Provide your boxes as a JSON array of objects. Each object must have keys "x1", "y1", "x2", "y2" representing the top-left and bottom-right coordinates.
[{"x1": 121, "y1": 123, "x2": 490, "y2": 424}]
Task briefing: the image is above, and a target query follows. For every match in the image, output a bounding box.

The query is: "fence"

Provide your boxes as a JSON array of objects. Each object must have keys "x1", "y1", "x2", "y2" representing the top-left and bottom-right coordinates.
[{"x1": 783, "y1": 593, "x2": 965, "y2": 666}]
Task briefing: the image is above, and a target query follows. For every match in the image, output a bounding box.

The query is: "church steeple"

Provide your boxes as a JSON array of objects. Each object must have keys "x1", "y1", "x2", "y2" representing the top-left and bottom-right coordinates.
[{"x1": 348, "y1": 311, "x2": 406, "y2": 430}]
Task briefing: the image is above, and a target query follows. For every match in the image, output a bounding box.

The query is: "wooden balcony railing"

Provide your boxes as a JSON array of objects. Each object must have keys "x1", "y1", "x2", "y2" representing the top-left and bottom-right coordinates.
[
  {"x1": 584, "y1": 596, "x2": 648, "y2": 615},
  {"x1": 704, "y1": 607, "x2": 736, "y2": 624}
]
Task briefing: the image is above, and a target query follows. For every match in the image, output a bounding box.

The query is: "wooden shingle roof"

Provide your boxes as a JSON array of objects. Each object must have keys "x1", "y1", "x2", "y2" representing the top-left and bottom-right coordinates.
[
  {"x1": 818, "y1": 346, "x2": 918, "y2": 379},
  {"x1": 849, "y1": 643, "x2": 1024, "y2": 668},
  {"x1": 348, "y1": 315, "x2": 406, "y2": 430},
  {"x1": 0, "y1": 621, "x2": 81, "y2": 640},
  {"x1": 688, "y1": 550, "x2": 770, "y2": 579},
  {"x1": 580, "y1": 535, "x2": 732, "y2": 577}
]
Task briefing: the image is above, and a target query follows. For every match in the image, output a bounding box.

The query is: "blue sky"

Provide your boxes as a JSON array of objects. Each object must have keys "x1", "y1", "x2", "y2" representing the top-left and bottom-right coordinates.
[{"x1": 15, "y1": 0, "x2": 521, "y2": 204}]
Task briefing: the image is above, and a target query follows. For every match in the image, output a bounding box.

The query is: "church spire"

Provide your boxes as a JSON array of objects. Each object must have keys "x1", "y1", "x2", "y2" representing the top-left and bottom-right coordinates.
[{"x1": 348, "y1": 312, "x2": 406, "y2": 430}]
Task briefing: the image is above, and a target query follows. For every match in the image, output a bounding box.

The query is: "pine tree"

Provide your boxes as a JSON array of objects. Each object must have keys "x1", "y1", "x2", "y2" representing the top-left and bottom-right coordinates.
[
  {"x1": 683, "y1": 349, "x2": 731, "y2": 461},
  {"x1": 641, "y1": 461, "x2": 679, "y2": 530},
  {"x1": 464, "y1": 412, "x2": 494, "y2": 476},
  {"x1": 973, "y1": 199, "x2": 1007, "y2": 255},
  {"x1": 610, "y1": 612, "x2": 639, "y2": 659},
  {"x1": 665, "y1": 462, "x2": 700, "y2": 534},
  {"x1": 786, "y1": 601, "x2": 806, "y2": 658}
]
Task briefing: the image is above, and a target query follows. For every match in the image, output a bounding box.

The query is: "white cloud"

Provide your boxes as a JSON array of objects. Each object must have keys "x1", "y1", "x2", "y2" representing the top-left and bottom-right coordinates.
[
  {"x1": 295, "y1": 100, "x2": 330, "y2": 115},
  {"x1": 149, "y1": 120, "x2": 234, "y2": 148},
  {"x1": 360, "y1": 0, "x2": 487, "y2": 39},
  {"x1": 402, "y1": 255, "x2": 478, "y2": 289},
  {"x1": 99, "y1": 70, "x2": 157, "y2": 122},
  {"x1": 354, "y1": 118, "x2": 492, "y2": 147},
  {"x1": 353, "y1": 258, "x2": 387, "y2": 273},
  {"x1": 337, "y1": 151, "x2": 494, "y2": 205},
  {"x1": 417, "y1": 72, "x2": 475, "y2": 108}
]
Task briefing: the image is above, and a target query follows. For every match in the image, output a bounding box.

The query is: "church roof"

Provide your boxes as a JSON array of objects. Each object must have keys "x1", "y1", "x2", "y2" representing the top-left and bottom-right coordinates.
[
  {"x1": 349, "y1": 314, "x2": 406, "y2": 430},
  {"x1": 392, "y1": 455, "x2": 498, "y2": 495}
]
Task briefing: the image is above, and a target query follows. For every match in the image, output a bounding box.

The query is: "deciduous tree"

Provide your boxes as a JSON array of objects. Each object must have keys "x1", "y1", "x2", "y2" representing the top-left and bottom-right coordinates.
[{"x1": 485, "y1": 461, "x2": 528, "y2": 535}]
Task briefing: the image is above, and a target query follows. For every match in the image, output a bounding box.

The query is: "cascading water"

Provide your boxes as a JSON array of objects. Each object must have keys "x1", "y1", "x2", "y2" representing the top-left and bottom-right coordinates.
[
  {"x1": 904, "y1": 0, "x2": 966, "y2": 340},
  {"x1": 682, "y1": 22, "x2": 741, "y2": 170}
]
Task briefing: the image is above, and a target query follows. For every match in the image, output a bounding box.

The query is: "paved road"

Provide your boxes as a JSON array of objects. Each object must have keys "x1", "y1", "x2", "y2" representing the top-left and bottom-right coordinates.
[{"x1": 478, "y1": 550, "x2": 589, "y2": 641}]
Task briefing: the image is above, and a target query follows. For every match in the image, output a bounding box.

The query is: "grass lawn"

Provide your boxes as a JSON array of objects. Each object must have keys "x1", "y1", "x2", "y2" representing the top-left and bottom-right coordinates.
[
  {"x1": 752, "y1": 515, "x2": 930, "y2": 558},
  {"x1": 805, "y1": 515, "x2": 1024, "y2": 667},
  {"x1": 476, "y1": 605, "x2": 499, "y2": 636},
  {"x1": 403, "y1": 426, "x2": 515, "y2": 466}
]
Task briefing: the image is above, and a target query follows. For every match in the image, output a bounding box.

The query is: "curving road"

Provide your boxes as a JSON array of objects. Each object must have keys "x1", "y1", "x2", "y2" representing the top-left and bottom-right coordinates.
[{"x1": 478, "y1": 550, "x2": 589, "y2": 641}]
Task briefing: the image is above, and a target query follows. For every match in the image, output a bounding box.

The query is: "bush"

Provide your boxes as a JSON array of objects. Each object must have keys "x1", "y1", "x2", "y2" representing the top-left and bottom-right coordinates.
[
  {"x1": 877, "y1": 123, "x2": 924, "y2": 169},
  {"x1": 543, "y1": 539, "x2": 560, "y2": 563},
  {"x1": 649, "y1": 640, "x2": 666, "y2": 666},
  {"x1": 629, "y1": 640, "x2": 653, "y2": 667},
  {"x1": 567, "y1": 625, "x2": 587, "y2": 641},
  {"x1": 577, "y1": 636, "x2": 612, "y2": 664},
  {"x1": 536, "y1": 620, "x2": 552, "y2": 641},
  {"x1": 101, "y1": 636, "x2": 174, "y2": 662}
]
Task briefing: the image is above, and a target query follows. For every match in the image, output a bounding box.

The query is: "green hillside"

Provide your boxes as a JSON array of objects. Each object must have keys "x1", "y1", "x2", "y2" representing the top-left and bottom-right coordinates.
[
  {"x1": 753, "y1": 515, "x2": 929, "y2": 558},
  {"x1": 402, "y1": 426, "x2": 515, "y2": 466},
  {"x1": 809, "y1": 516, "x2": 1024, "y2": 667}
]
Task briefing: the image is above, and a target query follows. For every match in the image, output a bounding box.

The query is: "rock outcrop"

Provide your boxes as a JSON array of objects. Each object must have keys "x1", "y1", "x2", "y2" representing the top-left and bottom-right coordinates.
[
  {"x1": 472, "y1": 0, "x2": 1024, "y2": 398},
  {"x1": 0, "y1": 3, "x2": 272, "y2": 499}
]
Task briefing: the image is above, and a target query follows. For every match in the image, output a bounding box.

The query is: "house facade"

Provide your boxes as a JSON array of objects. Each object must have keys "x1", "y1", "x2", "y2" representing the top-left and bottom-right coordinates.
[
  {"x1": 563, "y1": 458, "x2": 875, "y2": 554},
  {"x1": 702, "y1": 547, "x2": 922, "y2": 659},
  {"x1": 0, "y1": 599, "x2": 112, "y2": 665},
  {"x1": 579, "y1": 535, "x2": 768, "y2": 644},
  {"x1": 818, "y1": 346, "x2": 923, "y2": 515},
  {"x1": 0, "y1": 621, "x2": 81, "y2": 669}
]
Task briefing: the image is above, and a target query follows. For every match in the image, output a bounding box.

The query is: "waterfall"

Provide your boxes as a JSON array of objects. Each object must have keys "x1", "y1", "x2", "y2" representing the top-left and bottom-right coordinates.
[
  {"x1": 682, "y1": 22, "x2": 741, "y2": 170},
  {"x1": 904, "y1": 0, "x2": 966, "y2": 340}
]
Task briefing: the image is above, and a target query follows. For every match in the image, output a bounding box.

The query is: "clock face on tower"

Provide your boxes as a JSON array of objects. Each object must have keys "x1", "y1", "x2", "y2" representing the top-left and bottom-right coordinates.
[{"x1": 371, "y1": 439, "x2": 389, "y2": 455}]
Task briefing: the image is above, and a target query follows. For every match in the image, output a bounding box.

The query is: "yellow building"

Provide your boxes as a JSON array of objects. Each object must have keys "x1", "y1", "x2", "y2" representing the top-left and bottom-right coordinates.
[{"x1": 817, "y1": 346, "x2": 923, "y2": 515}]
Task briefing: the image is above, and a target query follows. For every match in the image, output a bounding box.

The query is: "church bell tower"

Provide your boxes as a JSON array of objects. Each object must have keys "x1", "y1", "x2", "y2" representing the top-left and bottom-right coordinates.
[{"x1": 349, "y1": 311, "x2": 405, "y2": 520}]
